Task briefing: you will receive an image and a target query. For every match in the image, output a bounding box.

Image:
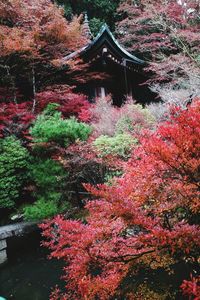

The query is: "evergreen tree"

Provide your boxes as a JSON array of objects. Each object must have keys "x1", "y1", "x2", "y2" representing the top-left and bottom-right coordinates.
[{"x1": 56, "y1": 0, "x2": 120, "y2": 35}]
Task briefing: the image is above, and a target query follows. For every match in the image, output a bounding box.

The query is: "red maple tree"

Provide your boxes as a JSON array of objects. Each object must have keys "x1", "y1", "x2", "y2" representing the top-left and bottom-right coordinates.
[
  {"x1": 117, "y1": 0, "x2": 199, "y2": 61},
  {"x1": 41, "y1": 100, "x2": 200, "y2": 299},
  {"x1": 0, "y1": 0, "x2": 87, "y2": 105}
]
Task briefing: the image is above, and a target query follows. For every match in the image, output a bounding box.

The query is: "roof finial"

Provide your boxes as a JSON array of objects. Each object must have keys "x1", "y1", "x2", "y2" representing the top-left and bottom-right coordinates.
[{"x1": 82, "y1": 12, "x2": 93, "y2": 42}]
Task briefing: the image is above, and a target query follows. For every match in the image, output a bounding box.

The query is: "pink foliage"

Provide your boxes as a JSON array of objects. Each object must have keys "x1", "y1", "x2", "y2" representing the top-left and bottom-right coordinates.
[
  {"x1": 89, "y1": 96, "x2": 120, "y2": 136},
  {"x1": 117, "y1": 1, "x2": 176, "y2": 58},
  {"x1": 89, "y1": 97, "x2": 154, "y2": 137}
]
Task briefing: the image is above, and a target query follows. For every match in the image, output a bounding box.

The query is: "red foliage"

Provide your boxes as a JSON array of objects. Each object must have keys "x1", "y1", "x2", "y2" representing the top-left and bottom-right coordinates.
[
  {"x1": 0, "y1": 0, "x2": 88, "y2": 104},
  {"x1": 181, "y1": 275, "x2": 200, "y2": 300},
  {"x1": 0, "y1": 0, "x2": 86, "y2": 58},
  {"x1": 41, "y1": 100, "x2": 200, "y2": 299},
  {"x1": 35, "y1": 85, "x2": 91, "y2": 122},
  {"x1": 117, "y1": 1, "x2": 177, "y2": 59},
  {"x1": 117, "y1": 0, "x2": 200, "y2": 66},
  {"x1": 0, "y1": 102, "x2": 35, "y2": 139}
]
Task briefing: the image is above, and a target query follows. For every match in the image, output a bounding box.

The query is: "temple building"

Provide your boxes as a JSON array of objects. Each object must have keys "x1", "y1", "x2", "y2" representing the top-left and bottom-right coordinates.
[{"x1": 63, "y1": 14, "x2": 156, "y2": 106}]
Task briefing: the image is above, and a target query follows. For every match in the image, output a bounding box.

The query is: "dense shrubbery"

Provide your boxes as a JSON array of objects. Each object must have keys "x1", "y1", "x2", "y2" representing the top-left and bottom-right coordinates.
[
  {"x1": 0, "y1": 102, "x2": 35, "y2": 140},
  {"x1": 21, "y1": 103, "x2": 92, "y2": 220},
  {"x1": 23, "y1": 197, "x2": 71, "y2": 221},
  {"x1": 89, "y1": 97, "x2": 155, "y2": 137},
  {"x1": 23, "y1": 199, "x2": 60, "y2": 221},
  {"x1": 0, "y1": 136, "x2": 30, "y2": 209},
  {"x1": 31, "y1": 104, "x2": 92, "y2": 146},
  {"x1": 21, "y1": 98, "x2": 154, "y2": 220},
  {"x1": 116, "y1": 102, "x2": 155, "y2": 135},
  {"x1": 23, "y1": 141, "x2": 70, "y2": 220},
  {"x1": 42, "y1": 101, "x2": 200, "y2": 299},
  {"x1": 28, "y1": 158, "x2": 67, "y2": 199},
  {"x1": 93, "y1": 133, "x2": 137, "y2": 158}
]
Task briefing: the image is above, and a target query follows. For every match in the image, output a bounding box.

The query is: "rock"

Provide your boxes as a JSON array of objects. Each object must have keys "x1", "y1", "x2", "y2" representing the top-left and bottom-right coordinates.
[
  {"x1": 0, "y1": 239, "x2": 6, "y2": 251},
  {"x1": 0, "y1": 239, "x2": 7, "y2": 265},
  {"x1": 0, "y1": 222, "x2": 38, "y2": 265},
  {"x1": 10, "y1": 214, "x2": 24, "y2": 222}
]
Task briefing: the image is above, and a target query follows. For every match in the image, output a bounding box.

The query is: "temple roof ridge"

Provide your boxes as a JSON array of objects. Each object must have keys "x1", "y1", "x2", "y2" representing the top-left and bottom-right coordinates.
[
  {"x1": 62, "y1": 23, "x2": 146, "y2": 66},
  {"x1": 87, "y1": 23, "x2": 145, "y2": 65}
]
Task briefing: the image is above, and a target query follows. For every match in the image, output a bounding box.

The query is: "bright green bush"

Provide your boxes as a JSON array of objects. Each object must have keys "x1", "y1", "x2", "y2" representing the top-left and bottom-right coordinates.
[
  {"x1": 25, "y1": 103, "x2": 92, "y2": 220},
  {"x1": 31, "y1": 106, "x2": 92, "y2": 146},
  {"x1": 0, "y1": 136, "x2": 30, "y2": 209},
  {"x1": 93, "y1": 133, "x2": 137, "y2": 158},
  {"x1": 23, "y1": 198, "x2": 59, "y2": 221}
]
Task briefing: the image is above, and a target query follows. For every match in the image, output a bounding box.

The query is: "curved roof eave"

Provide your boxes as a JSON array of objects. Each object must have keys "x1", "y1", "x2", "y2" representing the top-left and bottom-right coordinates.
[
  {"x1": 83, "y1": 24, "x2": 145, "y2": 65},
  {"x1": 62, "y1": 45, "x2": 88, "y2": 62},
  {"x1": 62, "y1": 24, "x2": 146, "y2": 66}
]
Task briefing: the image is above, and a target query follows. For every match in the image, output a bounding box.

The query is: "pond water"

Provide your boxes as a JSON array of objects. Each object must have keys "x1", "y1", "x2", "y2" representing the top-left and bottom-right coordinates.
[
  {"x1": 0, "y1": 231, "x2": 64, "y2": 300},
  {"x1": 0, "y1": 230, "x2": 198, "y2": 300}
]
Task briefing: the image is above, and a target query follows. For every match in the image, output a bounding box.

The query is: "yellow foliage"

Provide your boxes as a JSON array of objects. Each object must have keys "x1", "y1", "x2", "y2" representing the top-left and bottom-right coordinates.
[{"x1": 131, "y1": 283, "x2": 175, "y2": 300}]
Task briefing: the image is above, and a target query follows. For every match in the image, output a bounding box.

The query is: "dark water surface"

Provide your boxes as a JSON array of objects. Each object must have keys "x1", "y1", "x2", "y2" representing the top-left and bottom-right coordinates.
[
  {"x1": 0, "y1": 231, "x2": 199, "y2": 300},
  {"x1": 0, "y1": 231, "x2": 64, "y2": 300}
]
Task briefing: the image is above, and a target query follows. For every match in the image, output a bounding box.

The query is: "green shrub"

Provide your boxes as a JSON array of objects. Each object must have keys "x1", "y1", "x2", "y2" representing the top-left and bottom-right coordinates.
[
  {"x1": 29, "y1": 158, "x2": 66, "y2": 192},
  {"x1": 23, "y1": 196, "x2": 71, "y2": 221},
  {"x1": 24, "y1": 158, "x2": 71, "y2": 220},
  {"x1": 31, "y1": 105, "x2": 92, "y2": 146},
  {"x1": 23, "y1": 198, "x2": 59, "y2": 221},
  {"x1": 0, "y1": 136, "x2": 30, "y2": 209},
  {"x1": 93, "y1": 133, "x2": 137, "y2": 158}
]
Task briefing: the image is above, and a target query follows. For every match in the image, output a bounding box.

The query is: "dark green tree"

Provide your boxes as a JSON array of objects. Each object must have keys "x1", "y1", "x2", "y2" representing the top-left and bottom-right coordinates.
[
  {"x1": 0, "y1": 136, "x2": 30, "y2": 209},
  {"x1": 23, "y1": 158, "x2": 70, "y2": 221},
  {"x1": 56, "y1": 0, "x2": 120, "y2": 34}
]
